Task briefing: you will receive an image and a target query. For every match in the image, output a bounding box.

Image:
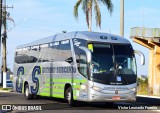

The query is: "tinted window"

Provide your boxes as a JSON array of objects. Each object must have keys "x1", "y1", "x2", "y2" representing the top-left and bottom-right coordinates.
[
  {"x1": 113, "y1": 45, "x2": 133, "y2": 56},
  {"x1": 15, "y1": 47, "x2": 39, "y2": 64},
  {"x1": 58, "y1": 40, "x2": 72, "y2": 61},
  {"x1": 73, "y1": 38, "x2": 87, "y2": 64},
  {"x1": 39, "y1": 40, "x2": 72, "y2": 62},
  {"x1": 79, "y1": 51, "x2": 88, "y2": 77},
  {"x1": 15, "y1": 40, "x2": 72, "y2": 64},
  {"x1": 73, "y1": 39, "x2": 88, "y2": 77},
  {"x1": 38, "y1": 44, "x2": 52, "y2": 62},
  {"x1": 91, "y1": 44, "x2": 114, "y2": 73}
]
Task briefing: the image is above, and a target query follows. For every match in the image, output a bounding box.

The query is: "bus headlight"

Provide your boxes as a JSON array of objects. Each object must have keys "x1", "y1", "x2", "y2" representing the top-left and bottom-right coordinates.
[
  {"x1": 88, "y1": 82, "x2": 103, "y2": 92},
  {"x1": 130, "y1": 87, "x2": 136, "y2": 92},
  {"x1": 92, "y1": 86, "x2": 103, "y2": 92}
]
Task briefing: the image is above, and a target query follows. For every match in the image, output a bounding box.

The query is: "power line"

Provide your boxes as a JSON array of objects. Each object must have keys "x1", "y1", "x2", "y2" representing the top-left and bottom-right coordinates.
[{"x1": 18, "y1": 25, "x2": 55, "y2": 33}]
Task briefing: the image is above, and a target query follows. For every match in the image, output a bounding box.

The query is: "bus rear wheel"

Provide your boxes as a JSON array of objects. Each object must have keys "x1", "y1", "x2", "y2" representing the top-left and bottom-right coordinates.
[
  {"x1": 65, "y1": 87, "x2": 75, "y2": 106},
  {"x1": 24, "y1": 84, "x2": 34, "y2": 100}
]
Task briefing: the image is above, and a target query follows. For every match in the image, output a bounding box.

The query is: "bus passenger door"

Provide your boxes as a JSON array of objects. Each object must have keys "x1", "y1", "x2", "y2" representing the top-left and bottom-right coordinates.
[{"x1": 73, "y1": 49, "x2": 89, "y2": 101}]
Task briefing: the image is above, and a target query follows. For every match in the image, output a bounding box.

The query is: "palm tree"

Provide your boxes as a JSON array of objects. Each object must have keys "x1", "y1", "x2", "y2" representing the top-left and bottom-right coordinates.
[
  {"x1": 74, "y1": 0, "x2": 113, "y2": 31},
  {"x1": 1, "y1": 3, "x2": 14, "y2": 88}
]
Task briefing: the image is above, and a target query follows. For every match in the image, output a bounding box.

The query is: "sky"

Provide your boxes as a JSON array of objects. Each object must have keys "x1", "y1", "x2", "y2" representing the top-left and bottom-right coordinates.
[{"x1": 4, "y1": 0, "x2": 160, "y2": 76}]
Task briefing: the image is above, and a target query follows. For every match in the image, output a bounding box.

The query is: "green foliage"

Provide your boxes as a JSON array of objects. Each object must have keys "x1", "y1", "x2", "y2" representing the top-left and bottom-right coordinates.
[
  {"x1": 137, "y1": 77, "x2": 149, "y2": 95},
  {"x1": 2, "y1": 88, "x2": 9, "y2": 90},
  {"x1": 0, "y1": 87, "x2": 9, "y2": 90},
  {"x1": 73, "y1": 0, "x2": 113, "y2": 29},
  {"x1": 0, "y1": 87, "x2": 12, "y2": 91}
]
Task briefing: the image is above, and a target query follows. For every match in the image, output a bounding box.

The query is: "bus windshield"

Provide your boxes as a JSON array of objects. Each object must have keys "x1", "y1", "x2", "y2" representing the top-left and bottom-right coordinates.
[{"x1": 89, "y1": 43, "x2": 137, "y2": 85}]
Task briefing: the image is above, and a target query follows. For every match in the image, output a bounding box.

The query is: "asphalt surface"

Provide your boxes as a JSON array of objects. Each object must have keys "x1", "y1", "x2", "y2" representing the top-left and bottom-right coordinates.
[{"x1": 0, "y1": 92, "x2": 159, "y2": 113}]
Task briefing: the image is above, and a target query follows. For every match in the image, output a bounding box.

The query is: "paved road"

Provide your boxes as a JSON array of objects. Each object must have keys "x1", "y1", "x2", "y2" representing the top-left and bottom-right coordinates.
[{"x1": 0, "y1": 92, "x2": 159, "y2": 113}]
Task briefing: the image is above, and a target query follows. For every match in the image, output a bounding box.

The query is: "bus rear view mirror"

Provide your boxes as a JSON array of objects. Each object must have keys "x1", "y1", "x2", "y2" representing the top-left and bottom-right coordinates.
[
  {"x1": 134, "y1": 50, "x2": 145, "y2": 65},
  {"x1": 79, "y1": 46, "x2": 91, "y2": 63}
]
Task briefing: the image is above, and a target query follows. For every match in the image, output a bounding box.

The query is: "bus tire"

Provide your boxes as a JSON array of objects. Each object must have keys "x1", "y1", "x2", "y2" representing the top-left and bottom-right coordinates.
[
  {"x1": 65, "y1": 87, "x2": 75, "y2": 106},
  {"x1": 24, "y1": 84, "x2": 34, "y2": 100}
]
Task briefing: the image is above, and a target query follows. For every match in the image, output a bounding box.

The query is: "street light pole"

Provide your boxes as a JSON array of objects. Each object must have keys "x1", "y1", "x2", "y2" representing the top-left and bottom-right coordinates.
[{"x1": 120, "y1": 0, "x2": 124, "y2": 37}]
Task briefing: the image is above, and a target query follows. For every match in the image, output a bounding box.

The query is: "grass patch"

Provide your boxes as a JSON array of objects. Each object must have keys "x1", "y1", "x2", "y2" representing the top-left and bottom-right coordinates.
[
  {"x1": 0, "y1": 87, "x2": 12, "y2": 91},
  {"x1": 2, "y1": 88, "x2": 9, "y2": 90},
  {"x1": 137, "y1": 77, "x2": 149, "y2": 95},
  {"x1": 137, "y1": 77, "x2": 160, "y2": 97}
]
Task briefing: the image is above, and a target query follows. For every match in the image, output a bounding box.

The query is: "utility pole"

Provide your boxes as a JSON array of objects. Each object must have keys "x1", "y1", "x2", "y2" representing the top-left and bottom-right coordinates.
[
  {"x1": 0, "y1": 0, "x2": 2, "y2": 85},
  {"x1": 2, "y1": 0, "x2": 7, "y2": 88},
  {"x1": 120, "y1": 0, "x2": 124, "y2": 37},
  {"x1": 1, "y1": 0, "x2": 13, "y2": 88}
]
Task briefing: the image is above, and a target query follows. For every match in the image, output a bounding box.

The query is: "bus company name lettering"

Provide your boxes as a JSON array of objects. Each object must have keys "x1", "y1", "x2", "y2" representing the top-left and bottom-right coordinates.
[
  {"x1": 16, "y1": 66, "x2": 76, "y2": 94},
  {"x1": 42, "y1": 66, "x2": 76, "y2": 74}
]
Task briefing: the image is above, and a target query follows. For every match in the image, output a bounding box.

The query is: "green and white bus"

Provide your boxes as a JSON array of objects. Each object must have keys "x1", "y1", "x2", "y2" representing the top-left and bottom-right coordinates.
[{"x1": 13, "y1": 31, "x2": 144, "y2": 105}]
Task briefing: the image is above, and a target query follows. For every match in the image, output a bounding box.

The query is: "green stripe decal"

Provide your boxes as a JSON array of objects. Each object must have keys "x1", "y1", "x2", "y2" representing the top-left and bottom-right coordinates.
[
  {"x1": 22, "y1": 82, "x2": 24, "y2": 93},
  {"x1": 43, "y1": 84, "x2": 80, "y2": 90},
  {"x1": 53, "y1": 89, "x2": 64, "y2": 93},
  {"x1": 45, "y1": 84, "x2": 50, "y2": 87},
  {"x1": 39, "y1": 92, "x2": 63, "y2": 98},
  {"x1": 40, "y1": 66, "x2": 43, "y2": 74},
  {"x1": 44, "y1": 84, "x2": 65, "y2": 87},
  {"x1": 43, "y1": 88, "x2": 50, "y2": 92},
  {"x1": 47, "y1": 79, "x2": 87, "y2": 83},
  {"x1": 42, "y1": 88, "x2": 64, "y2": 93},
  {"x1": 40, "y1": 92, "x2": 50, "y2": 96},
  {"x1": 52, "y1": 94, "x2": 63, "y2": 98}
]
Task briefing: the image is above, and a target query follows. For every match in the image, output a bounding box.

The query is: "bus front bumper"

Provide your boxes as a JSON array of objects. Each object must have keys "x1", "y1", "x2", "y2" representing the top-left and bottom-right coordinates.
[{"x1": 87, "y1": 88, "x2": 136, "y2": 102}]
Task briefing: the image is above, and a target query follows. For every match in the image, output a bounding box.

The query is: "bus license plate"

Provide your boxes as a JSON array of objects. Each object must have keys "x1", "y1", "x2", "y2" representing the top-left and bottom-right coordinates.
[{"x1": 112, "y1": 96, "x2": 121, "y2": 100}]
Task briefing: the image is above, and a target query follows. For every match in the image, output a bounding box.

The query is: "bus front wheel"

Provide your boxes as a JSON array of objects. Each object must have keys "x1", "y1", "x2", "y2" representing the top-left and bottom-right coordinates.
[
  {"x1": 65, "y1": 87, "x2": 75, "y2": 106},
  {"x1": 24, "y1": 84, "x2": 34, "y2": 100}
]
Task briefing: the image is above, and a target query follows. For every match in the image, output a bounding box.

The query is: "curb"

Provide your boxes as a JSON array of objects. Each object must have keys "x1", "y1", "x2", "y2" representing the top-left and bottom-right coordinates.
[{"x1": 137, "y1": 95, "x2": 160, "y2": 99}]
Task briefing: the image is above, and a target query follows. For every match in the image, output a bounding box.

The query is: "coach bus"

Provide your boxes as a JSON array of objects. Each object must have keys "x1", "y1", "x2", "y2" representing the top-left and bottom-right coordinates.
[{"x1": 13, "y1": 31, "x2": 144, "y2": 105}]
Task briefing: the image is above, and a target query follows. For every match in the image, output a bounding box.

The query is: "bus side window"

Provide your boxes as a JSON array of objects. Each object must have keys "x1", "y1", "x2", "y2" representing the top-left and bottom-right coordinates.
[
  {"x1": 15, "y1": 46, "x2": 40, "y2": 64},
  {"x1": 58, "y1": 40, "x2": 72, "y2": 62},
  {"x1": 79, "y1": 51, "x2": 88, "y2": 77},
  {"x1": 39, "y1": 44, "x2": 50, "y2": 62}
]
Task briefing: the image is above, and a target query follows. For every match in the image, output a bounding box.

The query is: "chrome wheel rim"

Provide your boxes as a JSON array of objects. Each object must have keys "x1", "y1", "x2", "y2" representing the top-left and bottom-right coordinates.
[
  {"x1": 67, "y1": 92, "x2": 71, "y2": 102},
  {"x1": 25, "y1": 87, "x2": 29, "y2": 97}
]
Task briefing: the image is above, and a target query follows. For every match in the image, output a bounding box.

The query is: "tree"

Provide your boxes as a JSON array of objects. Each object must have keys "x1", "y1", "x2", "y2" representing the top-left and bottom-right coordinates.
[
  {"x1": 2, "y1": 11, "x2": 14, "y2": 72},
  {"x1": 1, "y1": 3, "x2": 14, "y2": 88},
  {"x1": 74, "y1": 0, "x2": 113, "y2": 31}
]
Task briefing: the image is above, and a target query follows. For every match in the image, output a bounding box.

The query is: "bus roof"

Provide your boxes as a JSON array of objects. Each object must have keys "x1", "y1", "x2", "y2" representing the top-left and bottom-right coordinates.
[{"x1": 16, "y1": 31, "x2": 130, "y2": 49}]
